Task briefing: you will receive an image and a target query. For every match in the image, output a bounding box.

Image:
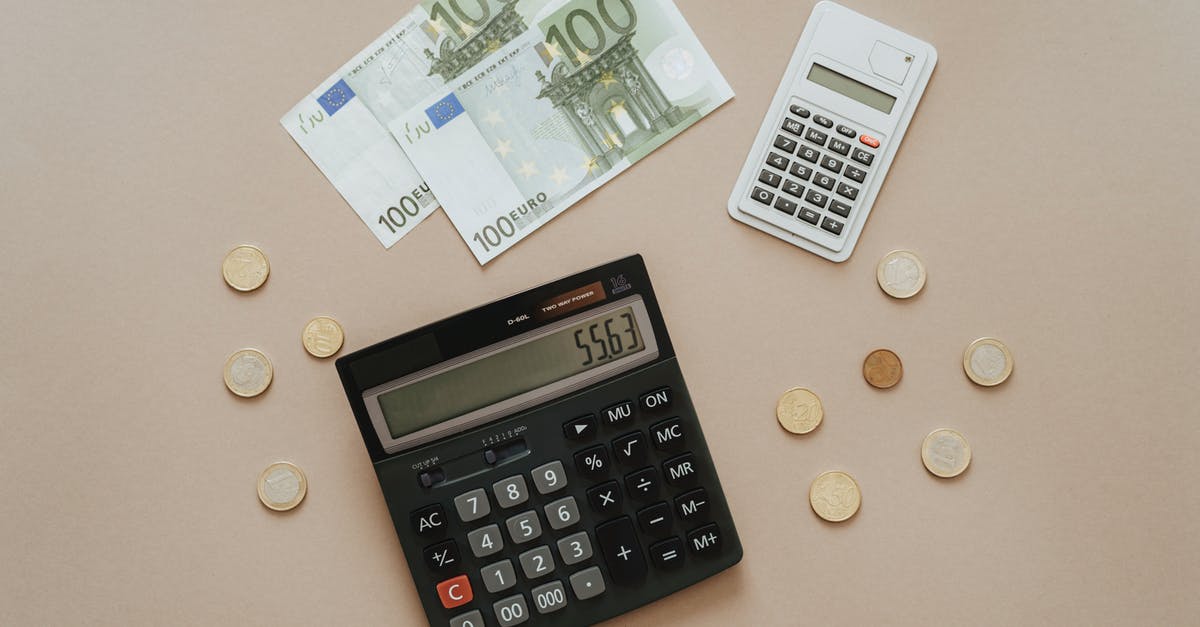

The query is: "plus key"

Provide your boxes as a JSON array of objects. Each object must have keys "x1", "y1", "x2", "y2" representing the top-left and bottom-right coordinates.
[{"x1": 594, "y1": 516, "x2": 647, "y2": 585}]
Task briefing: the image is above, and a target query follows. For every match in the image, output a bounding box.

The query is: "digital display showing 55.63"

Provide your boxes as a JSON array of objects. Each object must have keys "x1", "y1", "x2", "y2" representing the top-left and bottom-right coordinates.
[{"x1": 377, "y1": 306, "x2": 645, "y2": 439}]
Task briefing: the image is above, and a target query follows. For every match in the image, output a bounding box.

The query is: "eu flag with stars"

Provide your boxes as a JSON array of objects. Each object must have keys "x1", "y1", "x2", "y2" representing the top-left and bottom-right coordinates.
[
  {"x1": 426, "y1": 93, "x2": 464, "y2": 129},
  {"x1": 317, "y1": 79, "x2": 355, "y2": 116}
]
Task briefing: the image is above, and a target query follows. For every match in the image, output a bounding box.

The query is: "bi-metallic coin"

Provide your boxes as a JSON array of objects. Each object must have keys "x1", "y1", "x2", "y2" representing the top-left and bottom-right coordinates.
[
  {"x1": 921, "y1": 428, "x2": 972, "y2": 478},
  {"x1": 963, "y1": 337, "x2": 1013, "y2": 386},
  {"x1": 258, "y1": 461, "x2": 307, "y2": 511},
  {"x1": 876, "y1": 250, "x2": 926, "y2": 299},
  {"x1": 223, "y1": 348, "x2": 273, "y2": 397}
]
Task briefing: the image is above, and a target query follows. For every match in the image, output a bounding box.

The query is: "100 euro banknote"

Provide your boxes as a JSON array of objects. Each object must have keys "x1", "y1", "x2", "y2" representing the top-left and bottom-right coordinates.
[{"x1": 391, "y1": 0, "x2": 733, "y2": 263}]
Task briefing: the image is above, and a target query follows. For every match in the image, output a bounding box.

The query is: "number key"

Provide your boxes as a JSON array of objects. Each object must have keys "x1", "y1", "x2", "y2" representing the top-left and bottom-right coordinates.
[
  {"x1": 789, "y1": 162, "x2": 812, "y2": 180},
  {"x1": 765, "y1": 152, "x2": 789, "y2": 171},
  {"x1": 758, "y1": 169, "x2": 782, "y2": 188},
  {"x1": 544, "y1": 496, "x2": 581, "y2": 530},
  {"x1": 805, "y1": 189, "x2": 828, "y2": 208},
  {"x1": 518, "y1": 545, "x2": 556, "y2": 580},
  {"x1": 481, "y1": 559, "x2": 517, "y2": 593},
  {"x1": 493, "y1": 475, "x2": 529, "y2": 508},
  {"x1": 454, "y1": 488, "x2": 491, "y2": 522},
  {"x1": 493, "y1": 594, "x2": 530, "y2": 627},
  {"x1": 820, "y1": 155, "x2": 843, "y2": 173},
  {"x1": 505, "y1": 510, "x2": 543, "y2": 544},
  {"x1": 531, "y1": 581, "x2": 568, "y2": 615},
  {"x1": 796, "y1": 146, "x2": 819, "y2": 163},
  {"x1": 781, "y1": 179, "x2": 804, "y2": 199},
  {"x1": 468, "y1": 524, "x2": 504, "y2": 558},
  {"x1": 556, "y1": 530, "x2": 594, "y2": 565},
  {"x1": 531, "y1": 460, "x2": 567, "y2": 495},
  {"x1": 813, "y1": 173, "x2": 835, "y2": 191},
  {"x1": 773, "y1": 134, "x2": 798, "y2": 154}
]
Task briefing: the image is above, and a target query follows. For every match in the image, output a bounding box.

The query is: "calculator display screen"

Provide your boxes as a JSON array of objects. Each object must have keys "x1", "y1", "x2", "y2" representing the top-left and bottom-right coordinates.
[
  {"x1": 807, "y1": 63, "x2": 896, "y2": 114},
  {"x1": 376, "y1": 305, "x2": 646, "y2": 439}
]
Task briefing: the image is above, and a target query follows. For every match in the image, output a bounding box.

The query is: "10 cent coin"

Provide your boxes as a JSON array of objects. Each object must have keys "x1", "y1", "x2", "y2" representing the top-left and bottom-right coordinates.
[
  {"x1": 876, "y1": 250, "x2": 926, "y2": 299},
  {"x1": 963, "y1": 337, "x2": 1013, "y2": 386},
  {"x1": 809, "y1": 471, "x2": 861, "y2": 522},
  {"x1": 921, "y1": 429, "x2": 972, "y2": 478},
  {"x1": 302, "y1": 316, "x2": 344, "y2": 358},
  {"x1": 223, "y1": 348, "x2": 273, "y2": 397},
  {"x1": 776, "y1": 387, "x2": 824, "y2": 434},
  {"x1": 258, "y1": 461, "x2": 307, "y2": 511},
  {"x1": 863, "y1": 349, "x2": 903, "y2": 388},
  {"x1": 221, "y1": 245, "x2": 270, "y2": 292}
]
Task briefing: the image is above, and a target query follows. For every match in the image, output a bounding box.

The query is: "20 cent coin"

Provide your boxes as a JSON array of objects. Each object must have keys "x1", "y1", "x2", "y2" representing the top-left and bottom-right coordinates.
[
  {"x1": 223, "y1": 348, "x2": 273, "y2": 397},
  {"x1": 863, "y1": 349, "x2": 903, "y2": 388},
  {"x1": 302, "y1": 316, "x2": 344, "y2": 358},
  {"x1": 963, "y1": 337, "x2": 1013, "y2": 386},
  {"x1": 809, "y1": 471, "x2": 861, "y2": 522},
  {"x1": 221, "y1": 245, "x2": 270, "y2": 292},
  {"x1": 922, "y1": 429, "x2": 972, "y2": 478},
  {"x1": 776, "y1": 387, "x2": 824, "y2": 434},
  {"x1": 258, "y1": 461, "x2": 307, "y2": 511},
  {"x1": 876, "y1": 250, "x2": 926, "y2": 299}
]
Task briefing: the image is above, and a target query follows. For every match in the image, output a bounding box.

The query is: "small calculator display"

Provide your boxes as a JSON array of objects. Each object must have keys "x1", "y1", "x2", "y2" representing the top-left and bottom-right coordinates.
[{"x1": 337, "y1": 255, "x2": 742, "y2": 626}]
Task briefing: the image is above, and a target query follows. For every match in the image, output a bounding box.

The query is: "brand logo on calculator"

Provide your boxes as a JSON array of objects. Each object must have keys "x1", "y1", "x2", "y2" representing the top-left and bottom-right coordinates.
[{"x1": 609, "y1": 274, "x2": 632, "y2": 294}]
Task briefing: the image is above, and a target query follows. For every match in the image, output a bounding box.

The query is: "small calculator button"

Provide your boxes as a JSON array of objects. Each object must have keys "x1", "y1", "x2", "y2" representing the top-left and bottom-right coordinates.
[
  {"x1": 804, "y1": 127, "x2": 828, "y2": 146},
  {"x1": 556, "y1": 531, "x2": 594, "y2": 565},
  {"x1": 675, "y1": 487, "x2": 710, "y2": 522},
  {"x1": 468, "y1": 524, "x2": 505, "y2": 558},
  {"x1": 436, "y1": 574, "x2": 473, "y2": 610},
  {"x1": 805, "y1": 189, "x2": 828, "y2": 208},
  {"x1": 650, "y1": 417, "x2": 685, "y2": 451},
  {"x1": 687, "y1": 523, "x2": 723, "y2": 556},
  {"x1": 774, "y1": 197, "x2": 798, "y2": 216},
  {"x1": 518, "y1": 545, "x2": 556, "y2": 579},
  {"x1": 813, "y1": 114, "x2": 834, "y2": 128},
  {"x1": 781, "y1": 117, "x2": 804, "y2": 136},
  {"x1": 789, "y1": 162, "x2": 812, "y2": 180},
  {"x1": 587, "y1": 480, "x2": 622, "y2": 514},
  {"x1": 663, "y1": 453, "x2": 699, "y2": 487},
  {"x1": 505, "y1": 510, "x2": 543, "y2": 544},
  {"x1": 450, "y1": 609, "x2": 485, "y2": 627},
  {"x1": 649, "y1": 537, "x2": 685, "y2": 570},
  {"x1": 531, "y1": 581, "x2": 568, "y2": 615},
  {"x1": 563, "y1": 414, "x2": 596, "y2": 440},
  {"x1": 789, "y1": 104, "x2": 811, "y2": 118},
  {"x1": 411, "y1": 504, "x2": 448, "y2": 536},
  {"x1": 821, "y1": 217, "x2": 844, "y2": 236},
  {"x1": 781, "y1": 180, "x2": 804, "y2": 199},
  {"x1": 860, "y1": 134, "x2": 881, "y2": 148},
  {"x1": 612, "y1": 431, "x2": 647, "y2": 466},
  {"x1": 493, "y1": 475, "x2": 529, "y2": 508},
  {"x1": 798, "y1": 208, "x2": 820, "y2": 225},
  {"x1": 757, "y1": 169, "x2": 782, "y2": 188},
  {"x1": 836, "y1": 124, "x2": 856, "y2": 138},
  {"x1": 424, "y1": 539, "x2": 461, "y2": 571},
  {"x1": 765, "y1": 152, "x2": 789, "y2": 171},
  {"x1": 481, "y1": 559, "x2": 517, "y2": 593},
  {"x1": 797, "y1": 145, "x2": 819, "y2": 163},
  {"x1": 493, "y1": 594, "x2": 530, "y2": 627},
  {"x1": 639, "y1": 387, "x2": 672, "y2": 413},
  {"x1": 574, "y1": 445, "x2": 610, "y2": 479},
  {"x1": 531, "y1": 461, "x2": 568, "y2": 495},
  {"x1": 569, "y1": 566, "x2": 607, "y2": 600},
  {"x1": 637, "y1": 502, "x2": 673, "y2": 538},
  {"x1": 813, "y1": 173, "x2": 835, "y2": 191},
  {"x1": 844, "y1": 165, "x2": 867, "y2": 183},
  {"x1": 828, "y1": 138, "x2": 851, "y2": 156},
  {"x1": 544, "y1": 496, "x2": 582, "y2": 530},
  {"x1": 596, "y1": 516, "x2": 647, "y2": 584},
  {"x1": 750, "y1": 186, "x2": 775, "y2": 206},
  {"x1": 773, "y1": 134, "x2": 798, "y2": 154},
  {"x1": 852, "y1": 148, "x2": 875, "y2": 166},
  {"x1": 600, "y1": 400, "x2": 634, "y2": 426},
  {"x1": 829, "y1": 199, "x2": 852, "y2": 218},
  {"x1": 625, "y1": 466, "x2": 660, "y2": 501},
  {"x1": 820, "y1": 155, "x2": 843, "y2": 173},
  {"x1": 454, "y1": 488, "x2": 491, "y2": 522},
  {"x1": 836, "y1": 182, "x2": 859, "y2": 201}
]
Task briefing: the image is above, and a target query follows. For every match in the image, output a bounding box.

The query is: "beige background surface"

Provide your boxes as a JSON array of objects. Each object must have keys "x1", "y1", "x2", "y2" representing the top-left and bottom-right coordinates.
[{"x1": 2, "y1": 0, "x2": 1198, "y2": 624}]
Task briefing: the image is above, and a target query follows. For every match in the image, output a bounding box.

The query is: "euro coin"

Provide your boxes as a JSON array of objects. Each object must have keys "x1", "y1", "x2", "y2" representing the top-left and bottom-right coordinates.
[
  {"x1": 921, "y1": 429, "x2": 972, "y2": 478},
  {"x1": 809, "y1": 471, "x2": 861, "y2": 522},
  {"x1": 863, "y1": 349, "x2": 902, "y2": 388},
  {"x1": 302, "y1": 316, "x2": 344, "y2": 358},
  {"x1": 876, "y1": 250, "x2": 926, "y2": 299},
  {"x1": 963, "y1": 337, "x2": 1013, "y2": 386},
  {"x1": 221, "y1": 245, "x2": 270, "y2": 292},
  {"x1": 258, "y1": 461, "x2": 307, "y2": 511},
  {"x1": 223, "y1": 348, "x2": 273, "y2": 397},
  {"x1": 776, "y1": 387, "x2": 823, "y2": 434}
]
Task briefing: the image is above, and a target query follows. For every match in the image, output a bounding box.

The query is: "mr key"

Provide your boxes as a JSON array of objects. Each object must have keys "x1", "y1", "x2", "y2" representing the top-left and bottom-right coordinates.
[{"x1": 336, "y1": 256, "x2": 742, "y2": 626}]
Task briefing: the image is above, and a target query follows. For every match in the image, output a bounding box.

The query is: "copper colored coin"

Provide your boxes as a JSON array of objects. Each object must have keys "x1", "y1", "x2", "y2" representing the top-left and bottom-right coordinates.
[{"x1": 863, "y1": 349, "x2": 903, "y2": 388}]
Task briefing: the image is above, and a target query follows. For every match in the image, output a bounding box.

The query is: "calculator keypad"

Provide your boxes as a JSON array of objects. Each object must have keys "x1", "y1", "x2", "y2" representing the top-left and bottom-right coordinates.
[{"x1": 746, "y1": 99, "x2": 881, "y2": 242}]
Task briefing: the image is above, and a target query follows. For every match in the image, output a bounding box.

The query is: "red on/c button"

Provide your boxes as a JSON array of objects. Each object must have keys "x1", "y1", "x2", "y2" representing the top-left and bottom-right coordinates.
[
  {"x1": 860, "y1": 134, "x2": 880, "y2": 148},
  {"x1": 436, "y1": 574, "x2": 473, "y2": 609}
]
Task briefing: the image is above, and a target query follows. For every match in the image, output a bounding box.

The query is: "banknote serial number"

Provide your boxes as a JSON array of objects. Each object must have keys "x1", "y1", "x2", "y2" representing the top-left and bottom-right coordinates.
[{"x1": 472, "y1": 192, "x2": 548, "y2": 252}]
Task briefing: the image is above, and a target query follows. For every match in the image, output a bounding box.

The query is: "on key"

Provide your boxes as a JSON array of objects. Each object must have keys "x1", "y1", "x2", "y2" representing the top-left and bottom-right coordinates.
[{"x1": 595, "y1": 516, "x2": 647, "y2": 585}]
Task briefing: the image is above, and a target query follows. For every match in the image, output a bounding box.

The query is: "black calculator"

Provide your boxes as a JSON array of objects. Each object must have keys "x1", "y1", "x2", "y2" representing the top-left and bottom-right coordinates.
[{"x1": 336, "y1": 255, "x2": 742, "y2": 626}]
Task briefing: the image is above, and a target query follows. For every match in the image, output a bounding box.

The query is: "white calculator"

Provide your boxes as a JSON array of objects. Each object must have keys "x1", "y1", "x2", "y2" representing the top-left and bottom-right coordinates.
[{"x1": 727, "y1": 1, "x2": 937, "y2": 262}]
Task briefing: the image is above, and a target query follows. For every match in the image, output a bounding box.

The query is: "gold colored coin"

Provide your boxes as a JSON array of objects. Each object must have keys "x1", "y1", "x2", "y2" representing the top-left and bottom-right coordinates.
[
  {"x1": 863, "y1": 349, "x2": 903, "y2": 388},
  {"x1": 963, "y1": 337, "x2": 1013, "y2": 386},
  {"x1": 922, "y1": 428, "x2": 972, "y2": 478},
  {"x1": 223, "y1": 348, "x2": 273, "y2": 397},
  {"x1": 776, "y1": 387, "x2": 823, "y2": 434},
  {"x1": 302, "y1": 316, "x2": 344, "y2": 358},
  {"x1": 876, "y1": 250, "x2": 926, "y2": 299},
  {"x1": 257, "y1": 461, "x2": 307, "y2": 511},
  {"x1": 809, "y1": 471, "x2": 861, "y2": 522},
  {"x1": 221, "y1": 245, "x2": 270, "y2": 292}
]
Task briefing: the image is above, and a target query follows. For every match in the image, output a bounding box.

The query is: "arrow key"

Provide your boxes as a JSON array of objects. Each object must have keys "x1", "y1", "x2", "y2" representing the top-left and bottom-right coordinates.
[{"x1": 564, "y1": 414, "x2": 596, "y2": 440}]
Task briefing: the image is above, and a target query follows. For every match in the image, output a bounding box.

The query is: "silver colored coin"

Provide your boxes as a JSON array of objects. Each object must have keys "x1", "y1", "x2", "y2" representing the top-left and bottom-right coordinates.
[
  {"x1": 922, "y1": 429, "x2": 972, "y2": 478},
  {"x1": 223, "y1": 348, "x2": 273, "y2": 397},
  {"x1": 963, "y1": 337, "x2": 1013, "y2": 386},
  {"x1": 876, "y1": 250, "x2": 926, "y2": 299},
  {"x1": 258, "y1": 461, "x2": 307, "y2": 511}
]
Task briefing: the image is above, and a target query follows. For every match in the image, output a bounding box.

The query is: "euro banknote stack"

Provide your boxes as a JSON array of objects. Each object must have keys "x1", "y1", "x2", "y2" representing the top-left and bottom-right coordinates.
[{"x1": 282, "y1": 0, "x2": 733, "y2": 264}]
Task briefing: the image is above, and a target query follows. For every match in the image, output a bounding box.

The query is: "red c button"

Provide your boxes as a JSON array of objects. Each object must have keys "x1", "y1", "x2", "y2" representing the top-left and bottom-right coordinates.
[
  {"x1": 860, "y1": 134, "x2": 880, "y2": 148},
  {"x1": 436, "y1": 574, "x2": 473, "y2": 609}
]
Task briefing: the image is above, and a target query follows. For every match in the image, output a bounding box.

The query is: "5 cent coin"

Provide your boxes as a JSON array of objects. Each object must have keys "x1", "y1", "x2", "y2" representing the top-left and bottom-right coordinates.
[
  {"x1": 863, "y1": 349, "x2": 903, "y2": 388},
  {"x1": 776, "y1": 387, "x2": 824, "y2": 434},
  {"x1": 809, "y1": 471, "x2": 861, "y2": 522}
]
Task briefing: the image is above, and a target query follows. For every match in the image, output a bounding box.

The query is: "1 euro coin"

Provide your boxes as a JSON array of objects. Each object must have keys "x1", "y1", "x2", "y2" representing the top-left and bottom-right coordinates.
[
  {"x1": 258, "y1": 461, "x2": 307, "y2": 511},
  {"x1": 223, "y1": 348, "x2": 273, "y2": 397},
  {"x1": 876, "y1": 250, "x2": 926, "y2": 299},
  {"x1": 963, "y1": 337, "x2": 1013, "y2": 386},
  {"x1": 776, "y1": 387, "x2": 823, "y2": 434},
  {"x1": 921, "y1": 429, "x2": 972, "y2": 478}
]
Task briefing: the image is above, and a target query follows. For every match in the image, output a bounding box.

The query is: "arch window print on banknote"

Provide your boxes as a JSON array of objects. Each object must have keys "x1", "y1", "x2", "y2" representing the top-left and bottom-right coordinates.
[{"x1": 281, "y1": 0, "x2": 732, "y2": 264}]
